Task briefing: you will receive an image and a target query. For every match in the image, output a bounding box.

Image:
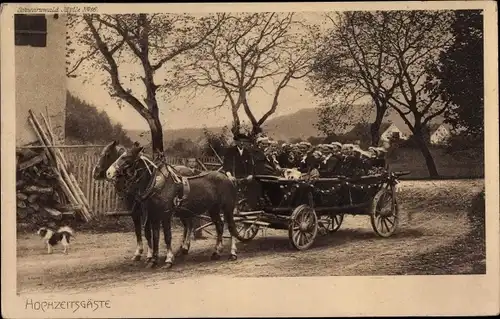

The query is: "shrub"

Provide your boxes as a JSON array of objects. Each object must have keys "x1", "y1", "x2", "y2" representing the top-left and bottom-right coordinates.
[{"x1": 65, "y1": 92, "x2": 133, "y2": 146}]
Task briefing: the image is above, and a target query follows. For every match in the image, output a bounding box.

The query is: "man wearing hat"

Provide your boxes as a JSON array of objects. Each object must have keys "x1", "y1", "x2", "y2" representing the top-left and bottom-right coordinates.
[
  {"x1": 331, "y1": 142, "x2": 342, "y2": 154},
  {"x1": 299, "y1": 144, "x2": 323, "y2": 175},
  {"x1": 278, "y1": 143, "x2": 295, "y2": 169},
  {"x1": 252, "y1": 137, "x2": 280, "y2": 176},
  {"x1": 256, "y1": 136, "x2": 271, "y2": 151},
  {"x1": 222, "y1": 133, "x2": 255, "y2": 179},
  {"x1": 322, "y1": 141, "x2": 344, "y2": 176}
]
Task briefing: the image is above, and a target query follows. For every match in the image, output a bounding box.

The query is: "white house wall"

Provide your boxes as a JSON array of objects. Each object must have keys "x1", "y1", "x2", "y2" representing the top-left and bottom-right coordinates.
[
  {"x1": 430, "y1": 126, "x2": 451, "y2": 145},
  {"x1": 15, "y1": 14, "x2": 67, "y2": 146},
  {"x1": 380, "y1": 124, "x2": 409, "y2": 142}
]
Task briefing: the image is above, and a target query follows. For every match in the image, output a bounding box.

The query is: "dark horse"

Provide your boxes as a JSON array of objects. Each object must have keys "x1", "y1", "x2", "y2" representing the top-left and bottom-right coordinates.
[
  {"x1": 93, "y1": 141, "x2": 197, "y2": 264},
  {"x1": 105, "y1": 144, "x2": 241, "y2": 268}
]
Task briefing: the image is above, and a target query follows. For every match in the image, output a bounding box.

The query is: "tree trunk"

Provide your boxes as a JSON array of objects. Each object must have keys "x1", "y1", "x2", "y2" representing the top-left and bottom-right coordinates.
[
  {"x1": 251, "y1": 125, "x2": 263, "y2": 138},
  {"x1": 231, "y1": 121, "x2": 241, "y2": 136},
  {"x1": 414, "y1": 132, "x2": 439, "y2": 177},
  {"x1": 147, "y1": 117, "x2": 164, "y2": 156},
  {"x1": 370, "y1": 113, "x2": 384, "y2": 147}
]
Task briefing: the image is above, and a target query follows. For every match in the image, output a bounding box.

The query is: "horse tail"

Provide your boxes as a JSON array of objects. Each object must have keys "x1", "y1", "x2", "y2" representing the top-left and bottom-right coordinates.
[{"x1": 222, "y1": 178, "x2": 239, "y2": 239}]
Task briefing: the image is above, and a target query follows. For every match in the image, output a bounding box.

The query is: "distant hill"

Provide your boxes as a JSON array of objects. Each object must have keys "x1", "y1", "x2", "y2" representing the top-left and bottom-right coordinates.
[
  {"x1": 126, "y1": 108, "x2": 323, "y2": 145},
  {"x1": 125, "y1": 107, "x2": 445, "y2": 146}
]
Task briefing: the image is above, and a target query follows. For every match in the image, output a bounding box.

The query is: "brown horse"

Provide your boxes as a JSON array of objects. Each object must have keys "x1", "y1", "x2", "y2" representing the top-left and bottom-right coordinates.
[
  {"x1": 105, "y1": 144, "x2": 240, "y2": 268},
  {"x1": 93, "y1": 141, "x2": 197, "y2": 264}
]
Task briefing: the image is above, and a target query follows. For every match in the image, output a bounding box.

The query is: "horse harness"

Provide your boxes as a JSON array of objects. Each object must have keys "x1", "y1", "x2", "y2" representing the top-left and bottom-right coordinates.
[
  {"x1": 114, "y1": 154, "x2": 201, "y2": 223},
  {"x1": 137, "y1": 155, "x2": 192, "y2": 209}
]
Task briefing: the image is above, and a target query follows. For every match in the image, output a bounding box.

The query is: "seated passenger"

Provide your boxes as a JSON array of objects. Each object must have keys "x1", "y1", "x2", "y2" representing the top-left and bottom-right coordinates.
[
  {"x1": 278, "y1": 143, "x2": 296, "y2": 169},
  {"x1": 252, "y1": 139, "x2": 279, "y2": 176}
]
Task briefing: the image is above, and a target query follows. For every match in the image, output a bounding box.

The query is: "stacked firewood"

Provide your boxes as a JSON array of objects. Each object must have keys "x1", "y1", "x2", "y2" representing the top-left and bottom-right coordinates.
[
  {"x1": 16, "y1": 110, "x2": 93, "y2": 225},
  {"x1": 16, "y1": 148, "x2": 74, "y2": 223}
]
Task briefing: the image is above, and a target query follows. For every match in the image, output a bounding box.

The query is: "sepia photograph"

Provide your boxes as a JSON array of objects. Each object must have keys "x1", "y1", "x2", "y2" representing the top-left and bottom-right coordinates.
[{"x1": 1, "y1": 1, "x2": 498, "y2": 317}]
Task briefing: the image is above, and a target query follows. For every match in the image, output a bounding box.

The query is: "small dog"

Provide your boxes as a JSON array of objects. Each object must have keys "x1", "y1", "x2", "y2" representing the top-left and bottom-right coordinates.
[{"x1": 37, "y1": 226, "x2": 74, "y2": 254}]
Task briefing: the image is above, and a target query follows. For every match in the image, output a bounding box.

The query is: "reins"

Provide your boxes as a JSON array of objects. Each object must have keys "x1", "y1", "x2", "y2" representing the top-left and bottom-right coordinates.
[{"x1": 109, "y1": 153, "x2": 158, "y2": 228}]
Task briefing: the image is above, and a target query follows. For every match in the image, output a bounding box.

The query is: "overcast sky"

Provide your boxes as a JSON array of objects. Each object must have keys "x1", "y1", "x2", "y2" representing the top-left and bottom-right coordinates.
[{"x1": 67, "y1": 12, "x2": 329, "y2": 131}]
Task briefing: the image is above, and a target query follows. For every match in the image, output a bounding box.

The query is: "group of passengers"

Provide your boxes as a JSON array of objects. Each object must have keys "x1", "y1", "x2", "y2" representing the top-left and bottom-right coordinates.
[{"x1": 222, "y1": 132, "x2": 388, "y2": 181}]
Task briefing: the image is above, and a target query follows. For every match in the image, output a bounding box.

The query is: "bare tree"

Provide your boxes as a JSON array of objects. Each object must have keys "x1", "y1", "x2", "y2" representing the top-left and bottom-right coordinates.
[
  {"x1": 312, "y1": 10, "x2": 454, "y2": 177},
  {"x1": 310, "y1": 12, "x2": 401, "y2": 146},
  {"x1": 380, "y1": 11, "x2": 454, "y2": 177},
  {"x1": 66, "y1": 13, "x2": 225, "y2": 155},
  {"x1": 183, "y1": 12, "x2": 319, "y2": 137},
  {"x1": 313, "y1": 100, "x2": 369, "y2": 138}
]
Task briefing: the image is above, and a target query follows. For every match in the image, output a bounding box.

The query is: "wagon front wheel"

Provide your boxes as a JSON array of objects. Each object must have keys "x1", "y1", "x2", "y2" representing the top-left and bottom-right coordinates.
[
  {"x1": 234, "y1": 199, "x2": 259, "y2": 242},
  {"x1": 370, "y1": 185, "x2": 399, "y2": 238},
  {"x1": 289, "y1": 204, "x2": 318, "y2": 250},
  {"x1": 323, "y1": 214, "x2": 344, "y2": 232}
]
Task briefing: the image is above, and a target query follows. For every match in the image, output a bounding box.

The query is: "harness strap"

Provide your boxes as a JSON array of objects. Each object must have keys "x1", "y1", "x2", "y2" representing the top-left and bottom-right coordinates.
[
  {"x1": 165, "y1": 165, "x2": 191, "y2": 206},
  {"x1": 140, "y1": 155, "x2": 158, "y2": 175}
]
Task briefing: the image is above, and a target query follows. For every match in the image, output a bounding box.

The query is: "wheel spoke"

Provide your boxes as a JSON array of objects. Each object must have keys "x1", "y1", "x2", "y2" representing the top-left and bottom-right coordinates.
[
  {"x1": 334, "y1": 215, "x2": 340, "y2": 225},
  {"x1": 378, "y1": 216, "x2": 384, "y2": 232},
  {"x1": 386, "y1": 216, "x2": 395, "y2": 226},
  {"x1": 303, "y1": 213, "x2": 310, "y2": 225},
  {"x1": 306, "y1": 215, "x2": 314, "y2": 228},
  {"x1": 293, "y1": 230, "x2": 301, "y2": 245},
  {"x1": 300, "y1": 210, "x2": 308, "y2": 223},
  {"x1": 382, "y1": 218, "x2": 390, "y2": 233},
  {"x1": 244, "y1": 227, "x2": 252, "y2": 236},
  {"x1": 303, "y1": 231, "x2": 312, "y2": 243},
  {"x1": 298, "y1": 232, "x2": 304, "y2": 246}
]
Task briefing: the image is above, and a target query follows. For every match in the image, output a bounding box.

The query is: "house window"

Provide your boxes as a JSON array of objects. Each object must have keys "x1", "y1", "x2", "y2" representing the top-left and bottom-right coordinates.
[
  {"x1": 14, "y1": 14, "x2": 47, "y2": 47},
  {"x1": 391, "y1": 132, "x2": 400, "y2": 139}
]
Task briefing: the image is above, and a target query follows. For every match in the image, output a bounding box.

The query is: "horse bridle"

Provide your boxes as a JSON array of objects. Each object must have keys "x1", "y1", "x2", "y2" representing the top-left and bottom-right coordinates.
[{"x1": 110, "y1": 153, "x2": 156, "y2": 198}]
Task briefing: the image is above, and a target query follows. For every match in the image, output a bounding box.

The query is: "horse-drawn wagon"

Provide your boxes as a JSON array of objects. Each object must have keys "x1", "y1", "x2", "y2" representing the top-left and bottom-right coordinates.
[{"x1": 197, "y1": 170, "x2": 410, "y2": 251}]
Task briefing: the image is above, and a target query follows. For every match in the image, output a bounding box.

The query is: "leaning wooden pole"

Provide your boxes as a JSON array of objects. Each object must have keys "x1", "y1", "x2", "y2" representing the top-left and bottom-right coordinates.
[
  {"x1": 28, "y1": 118, "x2": 83, "y2": 217},
  {"x1": 28, "y1": 110, "x2": 92, "y2": 221},
  {"x1": 39, "y1": 112, "x2": 92, "y2": 215},
  {"x1": 29, "y1": 110, "x2": 92, "y2": 221}
]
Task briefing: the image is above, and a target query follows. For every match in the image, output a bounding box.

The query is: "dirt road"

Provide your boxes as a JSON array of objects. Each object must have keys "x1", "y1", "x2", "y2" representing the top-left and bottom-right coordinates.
[{"x1": 16, "y1": 179, "x2": 485, "y2": 295}]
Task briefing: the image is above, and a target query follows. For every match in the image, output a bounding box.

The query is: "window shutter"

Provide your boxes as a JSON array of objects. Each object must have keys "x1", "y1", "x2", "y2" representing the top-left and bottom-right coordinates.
[{"x1": 14, "y1": 14, "x2": 47, "y2": 48}]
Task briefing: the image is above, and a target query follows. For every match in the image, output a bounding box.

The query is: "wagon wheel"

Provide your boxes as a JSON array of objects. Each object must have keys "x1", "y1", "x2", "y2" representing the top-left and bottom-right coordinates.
[
  {"x1": 370, "y1": 185, "x2": 399, "y2": 238},
  {"x1": 234, "y1": 199, "x2": 259, "y2": 242},
  {"x1": 288, "y1": 204, "x2": 318, "y2": 251},
  {"x1": 322, "y1": 214, "x2": 344, "y2": 232}
]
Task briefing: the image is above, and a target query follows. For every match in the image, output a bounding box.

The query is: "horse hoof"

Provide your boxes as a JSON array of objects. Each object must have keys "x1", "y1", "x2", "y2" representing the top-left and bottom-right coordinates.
[
  {"x1": 132, "y1": 255, "x2": 141, "y2": 261},
  {"x1": 164, "y1": 262, "x2": 173, "y2": 269},
  {"x1": 228, "y1": 254, "x2": 238, "y2": 261},
  {"x1": 211, "y1": 252, "x2": 220, "y2": 260}
]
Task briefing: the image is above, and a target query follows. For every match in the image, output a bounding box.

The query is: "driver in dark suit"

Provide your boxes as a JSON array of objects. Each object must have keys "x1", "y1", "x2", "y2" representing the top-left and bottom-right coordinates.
[
  {"x1": 222, "y1": 133, "x2": 262, "y2": 209},
  {"x1": 222, "y1": 133, "x2": 254, "y2": 179}
]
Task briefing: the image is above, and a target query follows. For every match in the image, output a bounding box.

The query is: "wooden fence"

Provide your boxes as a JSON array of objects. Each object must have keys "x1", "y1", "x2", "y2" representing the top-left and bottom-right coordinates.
[{"x1": 60, "y1": 146, "x2": 221, "y2": 216}]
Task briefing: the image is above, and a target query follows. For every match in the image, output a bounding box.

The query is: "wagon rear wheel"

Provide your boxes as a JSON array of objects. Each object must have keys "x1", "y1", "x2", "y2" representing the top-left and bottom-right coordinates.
[
  {"x1": 370, "y1": 185, "x2": 399, "y2": 238},
  {"x1": 322, "y1": 214, "x2": 344, "y2": 232},
  {"x1": 289, "y1": 204, "x2": 318, "y2": 250},
  {"x1": 234, "y1": 199, "x2": 259, "y2": 242}
]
